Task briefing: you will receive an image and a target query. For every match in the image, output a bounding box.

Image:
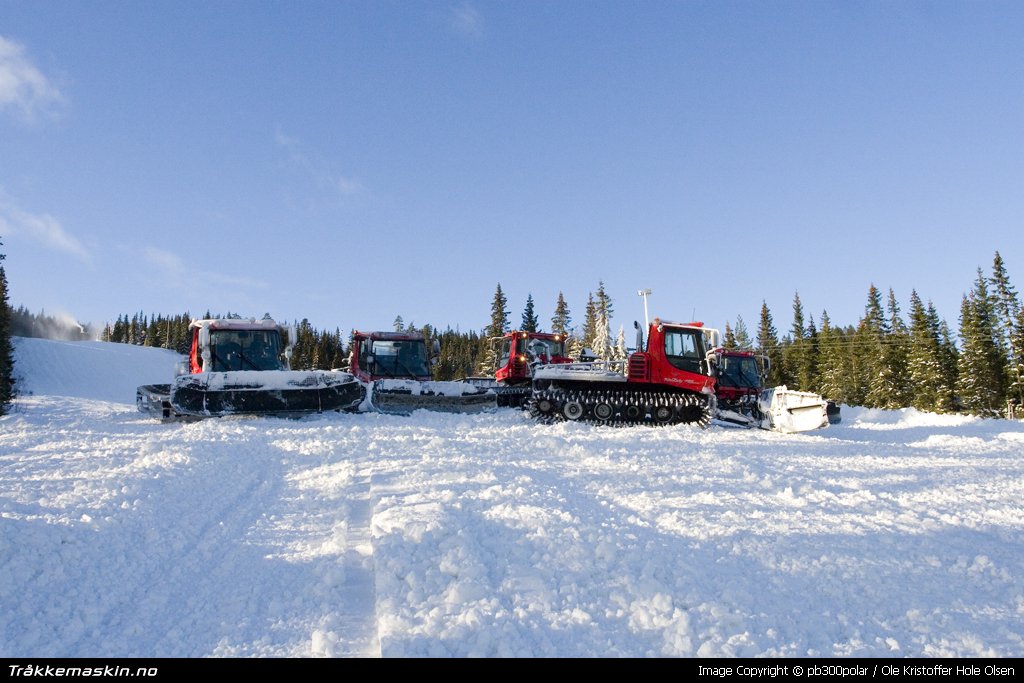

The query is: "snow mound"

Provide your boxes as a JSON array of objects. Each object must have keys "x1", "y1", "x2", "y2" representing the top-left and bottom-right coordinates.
[
  {"x1": 842, "y1": 405, "x2": 982, "y2": 430},
  {"x1": 12, "y1": 337, "x2": 183, "y2": 405}
]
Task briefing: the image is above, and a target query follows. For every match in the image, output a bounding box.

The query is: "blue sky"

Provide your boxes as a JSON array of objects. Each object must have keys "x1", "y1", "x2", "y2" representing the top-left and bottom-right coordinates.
[{"x1": 1, "y1": 1, "x2": 1022, "y2": 338}]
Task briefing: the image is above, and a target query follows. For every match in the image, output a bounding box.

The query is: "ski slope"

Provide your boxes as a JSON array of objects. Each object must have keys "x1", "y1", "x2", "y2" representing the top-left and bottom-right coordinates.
[{"x1": 2, "y1": 337, "x2": 1023, "y2": 657}]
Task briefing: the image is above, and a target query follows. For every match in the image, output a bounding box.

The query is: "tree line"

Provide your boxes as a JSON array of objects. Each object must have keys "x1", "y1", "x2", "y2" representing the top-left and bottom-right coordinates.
[{"x1": 742, "y1": 252, "x2": 1022, "y2": 417}]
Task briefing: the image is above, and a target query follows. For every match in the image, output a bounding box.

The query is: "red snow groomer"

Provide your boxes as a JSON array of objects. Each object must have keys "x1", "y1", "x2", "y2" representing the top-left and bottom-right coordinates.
[
  {"x1": 488, "y1": 331, "x2": 574, "y2": 406},
  {"x1": 712, "y1": 348, "x2": 833, "y2": 433},
  {"x1": 526, "y1": 318, "x2": 718, "y2": 425},
  {"x1": 348, "y1": 330, "x2": 495, "y2": 414},
  {"x1": 712, "y1": 348, "x2": 769, "y2": 426},
  {"x1": 137, "y1": 318, "x2": 364, "y2": 420}
]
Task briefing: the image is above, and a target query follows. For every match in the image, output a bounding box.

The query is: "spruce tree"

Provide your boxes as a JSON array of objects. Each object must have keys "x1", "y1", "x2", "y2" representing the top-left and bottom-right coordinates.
[
  {"x1": 816, "y1": 311, "x2": 847, "y2": 403},
  {"x1": 733, "y1": 315, "x2": 752, "y2": 350},
  {"x1": 521, "y1": 294, "x2": 538, "y2": 333},
  {"x1": 565, "y1": 332, "x2": 584, "y2": 361},
  {"x1": 936, "y1": 315, "x2": 960, "y2": 413},
  {"x1": 0, "y1": 242, "x2": 14, "y2": 413},
  {"x1": 1009, "y1": 306, "x2": 1024, "y2": 406},
  {"x1": 784, "y1": 292, "x2": 811, "y2": 390},
  {"x1": 581, "y1": 293, "x2": 597, "y2": 352},
  {"x1": 990, "y1": 251, "x2": 1021, "y2": 402},
  {"x1": 859, "y1": 285, "x2": 890, "y2": 408},
  {"x1": 907, "y1": 290, "x2": 943, "y2": 412},
  {"x1": 805, "y1": 313, "x2": 820, "y2": 393},
  {"x1": 393, "y1": 315, "x2": 405, "y2": 332},
  {"x1": 957, "y1": 272, "x2": 1006, "y2": 416},
  {"x1": 723, "y1": 323, "x2": 736, "y2": 350},
  {"x1": 593, "y1": 306, "x2": 611, "y2": 360},
  {"x1": 551, "y1": 292, "x2": 571, "y2": 336},
  {"x1": 877, "y1": 288, "x2": 912, "y2": 408},
  {"x1": 593, "y1": 281, "x2": 613, "y2": 357},
  {"x1": 487, "y1": 283, "x2": 509, "y2": 338},
  {"x1": 757, "y1": 301, "x2": 784, "y2": 386},
  {"x1": 990, "y1": 251, "x2": 1020, "y2": 352},
  {"x1": 614, "y1": 325, "x2": 628, "y2": 360}
]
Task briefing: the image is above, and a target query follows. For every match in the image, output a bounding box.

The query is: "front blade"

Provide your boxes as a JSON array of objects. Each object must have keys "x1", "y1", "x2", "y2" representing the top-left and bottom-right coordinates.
[{"x1": 171, "y1": 370, "x2": 364, "y2": 417}]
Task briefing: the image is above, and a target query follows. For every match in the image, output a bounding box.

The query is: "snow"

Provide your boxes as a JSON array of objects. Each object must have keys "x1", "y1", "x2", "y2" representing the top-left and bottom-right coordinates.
[
  {"x1": 11, "y1": 337, "x2": 183, "y2": 403},
  {"x1": 3, "y1": 338, "x2": 1024, "y2": 657}
]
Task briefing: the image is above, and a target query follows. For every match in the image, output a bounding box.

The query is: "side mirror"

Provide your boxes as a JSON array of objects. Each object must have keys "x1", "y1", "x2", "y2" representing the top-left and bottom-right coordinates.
[{"x1": 433, "y1": 340, "x2": 441, "y2": 355}]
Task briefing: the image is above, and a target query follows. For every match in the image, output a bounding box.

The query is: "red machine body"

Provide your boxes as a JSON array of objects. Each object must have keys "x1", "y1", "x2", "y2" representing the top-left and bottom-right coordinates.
[
  {"x1": 494, "y1": 331, "x2": 573, "y2": 386},
  {"x1": 349, "y1": 330, "x2": 433, "y2": 382}
]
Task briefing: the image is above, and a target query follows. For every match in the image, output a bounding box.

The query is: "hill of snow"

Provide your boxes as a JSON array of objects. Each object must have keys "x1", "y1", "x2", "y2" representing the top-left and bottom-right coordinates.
[
  {"x1": 2, "y1": 339, "x2": 1023, "y2": 657},
  {"x1": 12, "y1": 337, "x2": 183, "y2": 404}
]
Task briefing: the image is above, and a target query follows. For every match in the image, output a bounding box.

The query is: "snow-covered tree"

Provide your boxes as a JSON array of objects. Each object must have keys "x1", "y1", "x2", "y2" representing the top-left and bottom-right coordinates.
[
  {"x1": 990, "y1": 251, "x2": 1020, "y2": 352},
  {"x1": 859, "y1": 284, "x2": 892, "y2": 408},
  {"x1": 872, "y1": 288, "x2": 911, "y2": 409},
  {"x1": 593, "y1": 306, "x2": 612, "y2": 360},
  {"x1": 1009, "y1": 306, "x2": 1024, "y2": 406},
  {"x1": 907, "y1": 290, "x2": 944, "y2": 412},
  {"x1": 957, "y1": 272, "x2": 1006, "y2": 416},
  {"x1": 990, "y1": 251, "x2": 1021, "y2": 404},
  {"x1": 816, "y1": 310, "x2": 848, "y2": 403},
  {"x1": 487, "y1": 283, "x2": 509, "y2": 338},
  {"x1": 551, "y1": 292, "x2": 571, "y2": 336},
  {"x1": 565, "y1": 330, "x2": 584, "y2": 361},
  {"x1": 613, "y1": 325, "x2": 628, "y2": 361},
  {"x1": 393, "y1": 315, "x2": 405, "y2": 332},
  {"x1": 592, "y1": 281, "x2": 614, "y2": 358},
  {"x1": 581, "y1": 293, "x2": 597, "y2": 351}
]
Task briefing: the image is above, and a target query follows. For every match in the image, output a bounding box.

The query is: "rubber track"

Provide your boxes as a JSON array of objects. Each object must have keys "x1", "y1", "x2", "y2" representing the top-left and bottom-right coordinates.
[{"x1": 524, "y1": 385, "x2": 710, "y2": 427}]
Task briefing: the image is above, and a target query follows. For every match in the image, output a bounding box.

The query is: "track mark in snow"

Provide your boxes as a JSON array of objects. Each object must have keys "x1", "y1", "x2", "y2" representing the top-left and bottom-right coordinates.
[{"x1": 310, "y1": 472, "x2": 379, "y2": 657}]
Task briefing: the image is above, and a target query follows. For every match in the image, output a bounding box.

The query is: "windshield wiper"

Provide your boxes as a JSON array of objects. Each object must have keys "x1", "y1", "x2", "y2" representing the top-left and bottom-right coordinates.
[
  {"x1": 233, "y1": 350, "x2": 261, "y2": 371},
  {"x1": 394, "y1": 357, "x2": 426, "y2": 378},
  {"x1": 736, "y1": 369, "x2": 759, "y2": 388},
  {"x1": 373, "y1": 359, "x2": 397, "y2": 378}
]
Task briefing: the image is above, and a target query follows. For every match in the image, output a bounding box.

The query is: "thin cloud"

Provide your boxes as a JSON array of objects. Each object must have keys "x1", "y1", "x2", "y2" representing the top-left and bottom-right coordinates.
[
  {"x1": 0, "y1": 195, "x2": 91, "y2": 263},
  {"x1": 143, "y1": 246, "x2": 186, "y2": 274},
  {"x1": 337, "y1": 176, "x2": 364, "y2": 196},
  {"x1": 451, "y1": 3, "x2": 484, "y2": 38},
  {"x1": 0, "y1": 35, "x2": 64, "y2": 121},
  {"x1": 144, "y1": 245, "x2": 268, "y2": 292},
  {"x1": 275, "y1": 128, "x2": 366, "y2": 198}
]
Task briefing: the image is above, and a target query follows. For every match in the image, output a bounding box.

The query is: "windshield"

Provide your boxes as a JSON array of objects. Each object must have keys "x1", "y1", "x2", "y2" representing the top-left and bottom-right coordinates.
[
  {"x1": 521, "y1": 337, "x2": 565, "y2": 362},
  {"x1": 371, "y1": 340, "x2": 430, "y2": 378},
  {"x1": 209, "y1": 329, "x2": 284, "y2": 372},
  {"x1": 718, "y1": 355, "x2": 762, "y2": 389}
]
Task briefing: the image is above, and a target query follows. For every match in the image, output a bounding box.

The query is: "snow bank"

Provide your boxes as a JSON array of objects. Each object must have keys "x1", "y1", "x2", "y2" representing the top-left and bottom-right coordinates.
[
  {"x1": 2, "y1": 340, "x2": 1024, "y2": 657},
  {"x1": 12, "y1": 337, "x2": 183, "y2": 404},
  {"x1": 843, "y1": 405, "x2": 983, "y2": 430}
]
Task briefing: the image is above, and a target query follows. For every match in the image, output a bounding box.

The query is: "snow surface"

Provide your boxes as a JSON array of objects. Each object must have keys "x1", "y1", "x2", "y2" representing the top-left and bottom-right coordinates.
[{"x1": 2, "y1": 338, "x2": 1024, "y2": 657}]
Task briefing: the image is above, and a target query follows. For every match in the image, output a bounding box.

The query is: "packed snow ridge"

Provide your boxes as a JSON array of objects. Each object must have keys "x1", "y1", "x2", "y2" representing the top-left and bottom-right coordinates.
[{"x1": 2, "y1": 337, "x2": 1023, "y2": 657}]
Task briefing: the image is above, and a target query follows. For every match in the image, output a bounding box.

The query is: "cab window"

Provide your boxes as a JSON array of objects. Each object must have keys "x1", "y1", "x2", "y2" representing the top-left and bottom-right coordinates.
[{"x1": 664, "y1": 329, "x2": 701, "y2": 373}]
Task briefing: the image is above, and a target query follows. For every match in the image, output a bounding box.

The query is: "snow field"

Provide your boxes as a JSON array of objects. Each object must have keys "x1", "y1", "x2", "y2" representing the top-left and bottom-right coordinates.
[{"x1": 2, "y1": 338, "x2": 1023, "y2": 657}]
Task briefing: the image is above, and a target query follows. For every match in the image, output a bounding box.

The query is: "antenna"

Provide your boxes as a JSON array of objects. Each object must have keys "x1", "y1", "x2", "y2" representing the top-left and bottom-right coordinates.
[{"x1": 637, "y1": 288, "x2": 652, "y2": 328}]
